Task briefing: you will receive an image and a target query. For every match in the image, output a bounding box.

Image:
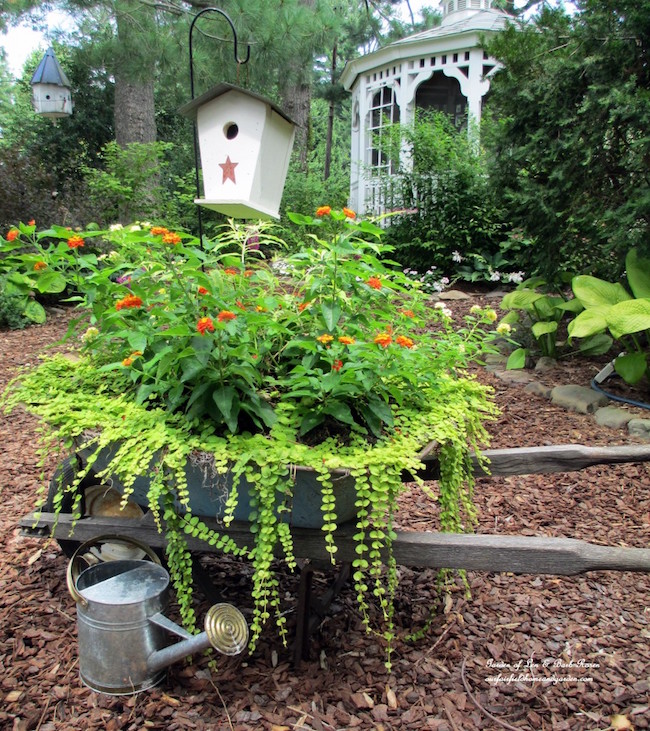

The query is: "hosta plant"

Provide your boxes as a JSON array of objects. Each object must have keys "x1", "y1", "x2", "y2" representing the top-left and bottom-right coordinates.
[
  {"x1": 500, "y1": 276, "x2": 582, "y2": 367},
  {"x1": 568, "y1": 249, "x2": 650, "y2": 385},
  {"x1": 2, "y1": 209, "x2": 501, "y2": 668}
]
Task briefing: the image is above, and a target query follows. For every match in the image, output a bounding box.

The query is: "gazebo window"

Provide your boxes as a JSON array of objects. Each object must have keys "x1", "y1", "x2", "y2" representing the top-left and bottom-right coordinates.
[{"x1": 367, "y1": 86, "x2": 400, "y2": 176}]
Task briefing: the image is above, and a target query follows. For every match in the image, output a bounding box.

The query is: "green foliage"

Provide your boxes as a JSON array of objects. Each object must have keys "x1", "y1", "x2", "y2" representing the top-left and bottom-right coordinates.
[
  {"x1": 501, "y1": 277, "x2": 582, "y2": 365},
  {"x1": 378, "y1": 110, "x2": 505, "y2": 274},
  {"x1": 0, "y1": 277, "x2": 32, "y2": 329},
  {"x1": 81, "y1": 141, "x2": 178, "y2": 224},
  {"x1": 568, "y1": 249, "x2": 650, "y2": 385},
  {"x1": 2, "y1": 210, "x2": 500, "y2": 664},
  {"x1": 0, "y1": 221, "x2": 75, "y2": 325},
  {"x1": 484, "y1": 1, "x2": 650, "y2": 281}
]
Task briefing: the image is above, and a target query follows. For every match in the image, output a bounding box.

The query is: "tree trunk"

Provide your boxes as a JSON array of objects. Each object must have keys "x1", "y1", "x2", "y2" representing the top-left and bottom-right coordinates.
[
  {"x1": 113, "y1": 0, "x2": 157, "y2": 146},
  {"x1": 280, "y1": 76, "x2": 311, "y2": 172},
  {"x1": 114, "y1": 75, "x2": 157, "y2": 146},
  {"x1": 324, "y1": 44, "x2": 337, "y2": 181},
  {"x1": 279, "y1": 0, "x2": 315, "y2": 172}
]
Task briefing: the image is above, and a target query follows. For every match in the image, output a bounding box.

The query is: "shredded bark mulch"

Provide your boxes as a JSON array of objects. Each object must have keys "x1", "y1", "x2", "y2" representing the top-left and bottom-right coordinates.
[{"x1": 1, "y1": 302, "x2": 649, "y2": 731}]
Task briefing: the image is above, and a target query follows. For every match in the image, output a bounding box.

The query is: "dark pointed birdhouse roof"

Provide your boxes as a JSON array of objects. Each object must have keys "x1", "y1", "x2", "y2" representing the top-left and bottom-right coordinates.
[{"x1": 30, "y1": 48, "x2": 71, "y2": 88}]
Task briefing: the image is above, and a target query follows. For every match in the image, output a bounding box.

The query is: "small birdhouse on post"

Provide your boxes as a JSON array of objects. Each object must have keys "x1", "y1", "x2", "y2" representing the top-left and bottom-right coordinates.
[
  {"x1": 179, "y1": 83, "x2": 296, "y2": 220},
  {"x1": 30, "y1": 47, "x2": 73, "y2": 119}
]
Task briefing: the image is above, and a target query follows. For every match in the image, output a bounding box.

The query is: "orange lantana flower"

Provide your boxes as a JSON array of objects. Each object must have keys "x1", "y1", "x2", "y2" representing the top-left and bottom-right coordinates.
[
  {"x1": 122, "y1": 351, "x2": 142, "y2": 367},
  {"x1": 33, "y1": 261, "x2": 47, "y2": 271},
  {"x1": 374, "y1": 333, "x2": 392, "y2": 347},
  {"x1": 332, "y1": 359, "x2": 343, "y2": 372},
  {"x1": 67, "y1": 236, "x2": 85, "y2": 249},
  {"x1": 162, "y1": 232, "x2": 181, "y2": 245},
  {"x1": 316, "y1": 333, "x2": 334, "y2": 344},
  {"x1": 316, "y1": 206, "x2": 331, "y2": 217},
  {"x1": 150, "y1": 226, "x2": 169, "y2": 236},
  {"x1": 197, "y1": 316, "x2": 215, "y2": 334},
  {"x1": 28, "y1": 219, "x2": 35, "y2": 226},
  {"x1": 400, "y1": 309, "x2": 415, "y2": 318},
  {"x1": 198, "y1": 286, "x2": 209, "y2": 295},
  {"x1": 224, "y1": 267, "x2": 239, "y2": 276},
  {"x1": 297, "y1": 301, "x2": 311, "y2": 312},
  {"x1": 6, "y1": 229, "x2": 18, "y2": 242},
  {"x1": 217, "y1": 310, "x2": 236, "y2": 322},
  {"x1": 116, "y1": 294, "x2": 143, "y2": 310},
  {"x1": 366, "y1": 276, "x2": 382, "y2": 290},
  {"x1": 338, "y1": 335, "x2": 355, "y2": 345},
  {"x1": 395, "y1": 335, "x2": 414, "y2": 349},
  {"x1": 343, "y1": 207, "x2": 356, "y2": 219}
]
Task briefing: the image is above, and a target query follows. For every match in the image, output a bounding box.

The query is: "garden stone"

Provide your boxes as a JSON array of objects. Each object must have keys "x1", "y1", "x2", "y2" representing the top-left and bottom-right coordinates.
[
  {"x1": 494, "y1": 369, "x2": 534, "y2": 385},
  {"x1": 594, "y1": 406, "x2": 634, "y2": 429},
  {"x1": 534, "y1": 356, "x2": 558, "y2": 372},
  {"x1": 485, "y1": 289, "x2": 508, "y2": 300},
  {"x1": 627, "y1": 419, "x2": 650, "y2": 441},
  {"x1": 551, "y1": 385, "x2": 609, "y2": 414},
  {"x1": 438, "y1": 289, "x2": 472, "y2": 300},
  {"x1": 524, "y1": 381, "x2": 552, "y2": 399},
  {"x1": 484, "y1": 353, "x2": 508, "y2": 366}
]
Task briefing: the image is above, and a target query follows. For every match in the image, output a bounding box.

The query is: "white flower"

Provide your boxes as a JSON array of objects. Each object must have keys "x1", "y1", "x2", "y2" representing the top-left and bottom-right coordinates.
[
  {"x1": 470, "y1": 304, "x2": 482, "y2": 314},
  {"x1": 434, "y1": 302, "x2": 452, "y2": 318},
  {"x1": 108, "y1": 251, "x2": 119, "y2": 260},
  {"x1": 490, "y1": 270, "x2": 502, "y2": 282},
  {"x1": 109, "y1": 223, "x2": 123, "y2": 232},
  {"x1": 82, "y1": 326, "x2": 99, "y2": 341},
  {"x1": 497, "y1": 322, "x2": 512, "y2": 335},
  {"x1": 129, "y1": 224, "x2": 142, "y2": 232},
  {"x1": 452, "y1": 251, "x2": 463, "y2": 263},
  {"x1": 507, "y1": 271, "x2": 525, "y2": 284}
]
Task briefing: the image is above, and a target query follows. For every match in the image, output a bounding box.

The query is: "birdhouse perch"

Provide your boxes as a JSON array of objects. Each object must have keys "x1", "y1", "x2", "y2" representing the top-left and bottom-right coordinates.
[{"x1": 179, "y1": 83, "x2": 296, "y2": 220}]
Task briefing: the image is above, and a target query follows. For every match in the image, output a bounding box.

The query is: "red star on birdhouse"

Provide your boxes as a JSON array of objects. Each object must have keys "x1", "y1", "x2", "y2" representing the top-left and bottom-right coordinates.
[{"x1": 219, "y1": 156, "x2": 238, "y2": 184}]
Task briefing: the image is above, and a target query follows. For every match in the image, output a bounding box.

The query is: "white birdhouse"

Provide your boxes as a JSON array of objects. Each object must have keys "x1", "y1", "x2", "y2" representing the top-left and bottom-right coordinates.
[
  {"x1": 30, "y1": 48, "x2": 73, "y2": 119},
  {"x1": 179, "y1": 83, "x2": 296, "y2": 220}
]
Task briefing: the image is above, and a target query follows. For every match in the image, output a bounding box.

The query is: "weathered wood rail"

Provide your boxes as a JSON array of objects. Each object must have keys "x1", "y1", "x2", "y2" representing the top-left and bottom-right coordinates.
[{"x1": 19, "y1": 443, "x2": 650, "y2": 577}]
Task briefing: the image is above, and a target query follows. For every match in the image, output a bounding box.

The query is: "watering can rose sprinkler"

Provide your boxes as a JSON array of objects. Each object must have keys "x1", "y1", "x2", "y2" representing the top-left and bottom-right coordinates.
[{"x1": 67, "y1": 536, "x2": 249, "y2": 695}]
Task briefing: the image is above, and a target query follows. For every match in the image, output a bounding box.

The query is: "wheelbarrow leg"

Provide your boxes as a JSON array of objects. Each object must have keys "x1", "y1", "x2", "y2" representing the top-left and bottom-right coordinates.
[{"x1": 293, "y1": 561, "x2": 351, "y2": 668}]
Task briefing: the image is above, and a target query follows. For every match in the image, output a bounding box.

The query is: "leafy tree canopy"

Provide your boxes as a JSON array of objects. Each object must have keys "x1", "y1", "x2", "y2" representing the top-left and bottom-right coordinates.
[{"x1": 484, "y1": 0, "x2": 650, "y2": 281}]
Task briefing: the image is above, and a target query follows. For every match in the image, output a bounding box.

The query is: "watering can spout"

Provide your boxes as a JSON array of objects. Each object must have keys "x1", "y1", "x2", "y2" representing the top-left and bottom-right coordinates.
[{"x1": 147, "y1": 603, "x2": 248, "y2": 674}]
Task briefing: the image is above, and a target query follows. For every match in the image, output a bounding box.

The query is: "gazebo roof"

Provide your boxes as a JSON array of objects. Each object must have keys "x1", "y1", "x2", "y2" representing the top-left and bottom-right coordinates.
[{"x1": 340, "y1": 8, "x2": 512, "y2": 91}]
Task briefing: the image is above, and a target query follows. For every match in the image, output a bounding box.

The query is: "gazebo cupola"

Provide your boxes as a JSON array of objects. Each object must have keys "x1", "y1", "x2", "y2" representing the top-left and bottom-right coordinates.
[{"x1": 340, "y1": 0, "x2": 511, "y2": 216}]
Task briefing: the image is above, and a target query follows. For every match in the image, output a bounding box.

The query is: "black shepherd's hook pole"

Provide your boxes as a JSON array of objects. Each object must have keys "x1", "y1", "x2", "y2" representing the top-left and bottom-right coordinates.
[{"x1": 188, "y1": 8, "x2": 251, "y2": 246}]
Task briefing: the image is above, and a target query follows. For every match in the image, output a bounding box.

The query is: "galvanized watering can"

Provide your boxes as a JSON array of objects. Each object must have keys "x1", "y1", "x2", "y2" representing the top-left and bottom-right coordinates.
[{"x1": 67, "y1": 535, "x2": 248, "y2": 695}]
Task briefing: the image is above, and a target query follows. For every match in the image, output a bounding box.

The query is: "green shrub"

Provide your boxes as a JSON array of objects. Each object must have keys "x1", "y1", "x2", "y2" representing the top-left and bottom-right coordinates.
[
  {"x1": 0, "y1": 278, "x2": 32, "y2": 330},
  {"x1": 377, "y1": 111, "x2": 505, "y2": 274}
]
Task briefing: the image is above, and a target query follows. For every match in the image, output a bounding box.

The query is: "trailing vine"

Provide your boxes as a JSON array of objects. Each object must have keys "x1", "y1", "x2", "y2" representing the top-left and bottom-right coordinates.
[{"x1": 2, "y1": 354, "x2": 497, "y2": 661}]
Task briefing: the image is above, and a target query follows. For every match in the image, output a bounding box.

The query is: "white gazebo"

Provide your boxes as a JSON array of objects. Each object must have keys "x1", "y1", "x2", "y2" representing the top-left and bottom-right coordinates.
[{"x1": 340, "y1": 0, "x2": 512, "y2": 216}]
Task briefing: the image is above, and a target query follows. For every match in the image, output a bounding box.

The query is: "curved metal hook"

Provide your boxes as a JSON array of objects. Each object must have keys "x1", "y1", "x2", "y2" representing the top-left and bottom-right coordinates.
[{"x1": 189, "y1": 7, "x2": 251, "y2": 99}]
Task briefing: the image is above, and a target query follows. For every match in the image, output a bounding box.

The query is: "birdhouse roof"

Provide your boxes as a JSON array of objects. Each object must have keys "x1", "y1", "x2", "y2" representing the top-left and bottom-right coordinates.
[
  {"x1": 30, "y1": 48, "x2": 71, "y2": 88},
  {"x1": 178, "y1": 83, "x2": 296, "y2": 126}
]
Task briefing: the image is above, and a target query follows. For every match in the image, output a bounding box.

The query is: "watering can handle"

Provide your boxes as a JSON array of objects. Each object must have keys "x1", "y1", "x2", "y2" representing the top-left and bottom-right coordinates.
[{"x1": 67, "y1": 534, "x2": 162, "y2": 608}]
